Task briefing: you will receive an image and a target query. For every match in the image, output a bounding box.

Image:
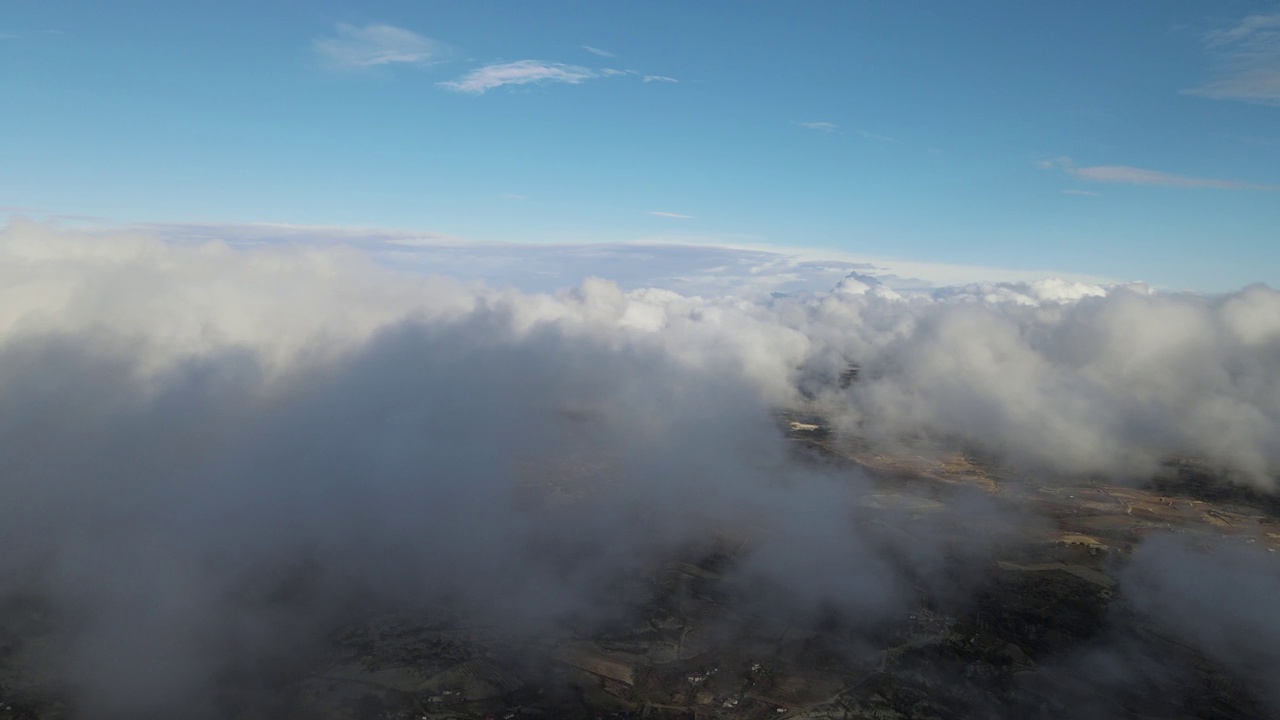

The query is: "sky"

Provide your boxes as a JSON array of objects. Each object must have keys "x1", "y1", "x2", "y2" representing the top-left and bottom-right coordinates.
[{"x1": 3, "y1": 0, "x2": 1280, "y2": 291}]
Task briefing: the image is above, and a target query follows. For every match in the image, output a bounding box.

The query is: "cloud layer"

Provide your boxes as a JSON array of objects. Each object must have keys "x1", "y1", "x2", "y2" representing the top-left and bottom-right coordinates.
[
  {"x1": 1, "y1": 218, "x2": 1278, "y2": 716},
  {"x1": 21, "y1": 214, "x2": 1277, "y2": 494}
]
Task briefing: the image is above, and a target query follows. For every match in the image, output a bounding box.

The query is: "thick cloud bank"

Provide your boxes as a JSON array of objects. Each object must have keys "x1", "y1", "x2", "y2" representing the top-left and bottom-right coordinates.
[
  {"x1": 0, "y1": 219, "x2": 1278, "y2": 716},
  {"x1": 815, "y1": 277, "x2": 1280, "y2": 484}
]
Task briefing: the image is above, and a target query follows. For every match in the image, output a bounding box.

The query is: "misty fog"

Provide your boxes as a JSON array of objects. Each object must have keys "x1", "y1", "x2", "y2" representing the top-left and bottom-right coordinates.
[{"x1": 1, "y1": 219, "x2": 1277, "y2": 717}]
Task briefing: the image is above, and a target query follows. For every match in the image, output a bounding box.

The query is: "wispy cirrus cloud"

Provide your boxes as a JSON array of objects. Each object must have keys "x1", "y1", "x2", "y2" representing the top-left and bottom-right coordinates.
[
  {"x1": 602, "y1": 68, "x2": 679, "y2": 82},
  {"x1": 1184, "y1": 11, "x2": 1280, "y2": 105},
  {"x1": 1073, "y1": 166, "x2": 1275, "y2": 190},
  {"x1": 1039, "y1": 157, "x2": 1277, "y2": 190},
  {"x1": 582, "y1": 45, "x2": 615, "y2": 58},
  {"x1": 794, "y1": 121, "x2": 837, "y2": 132},
  {"x1": 439, "y1": 60, "x2": 596, "y2": 94},
  {"x1": 313, "y1": 23, "x2": 445, "y2": 70},
  {"x1": 649, "y1": 211, "x2": 694, "y2": 219},
  {"x1": 440, "y1": 61, "x2": 672, "y2": 94}
]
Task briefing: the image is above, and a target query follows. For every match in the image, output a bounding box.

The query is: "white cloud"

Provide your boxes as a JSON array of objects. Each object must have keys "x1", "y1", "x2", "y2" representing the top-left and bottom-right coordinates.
[
  {"x1": 1, "y1": 216, "x2": 1279, "y2": 720},
  {"x1": 0, "y1": 217, "x2": 1067, "y2": 714},
  {"x1": 5, "y1": 217, "x2": 1279, "y2": 493},
  {"x1": 439, "y1": 60, "x2": 596, "y2": 94},
  {"x1": 648, "y1": 211, "x2": 694, "y2": 219},
  {"x1": 794, "y1": 121, "x2": 837, "y2": 132},
  {"x1": 436, "y1": 61, "x2": 673, "y2": 94},
  {"x1": 928, "y1": 277, "x2": 1112, "y2": 305},
  {"x1": 582, "y1": 45, "x2": 615, "y2": 58},
  {"x1": 312, "y1": 23, "x2": 445, "y2": 70},
  {"x1": 1038, "y1": 156, "x2": 1276, "y2": 190},
  {"x1": 1185, "y1": 12, "x2": 1280, "y2": 105}
]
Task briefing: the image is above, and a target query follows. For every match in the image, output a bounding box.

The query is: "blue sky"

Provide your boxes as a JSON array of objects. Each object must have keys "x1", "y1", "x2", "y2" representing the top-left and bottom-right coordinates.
[{"x1": 3, "y1": 1, "x2": 1279, "y2": 291}]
